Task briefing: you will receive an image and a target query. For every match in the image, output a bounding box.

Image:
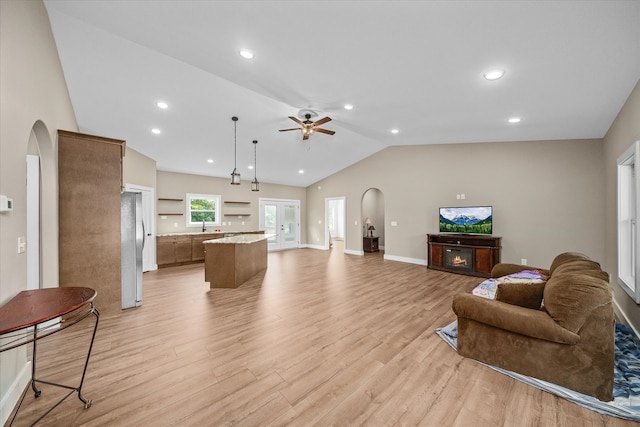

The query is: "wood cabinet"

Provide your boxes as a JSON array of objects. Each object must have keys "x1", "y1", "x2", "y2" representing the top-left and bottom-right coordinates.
[
  {"x1": 363, "y1": 236, "x2": 379, "y2": 253},
  {"x1": 192, "y1": 233, "x2": 224, "y2": 261},
  {"x1": 58, "y1": 130, "x2": 125, "y2": 315},
  {"x1": 427, "y1": 234, "x2": 501, "y2": 278},
  {"x1": 157, "y1": 233, "x2": 224, "y2": 266},
  {"x1": 157, "y1": 235, "x2": 194, "y2": 266}
]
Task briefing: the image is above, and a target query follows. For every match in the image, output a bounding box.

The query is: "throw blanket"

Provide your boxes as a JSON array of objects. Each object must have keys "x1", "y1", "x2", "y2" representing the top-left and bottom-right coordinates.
[
  {"x1": 436, "y1": 321, "x2": 640, "y2": 421},
  {"x1": 472, "y1": 269, "x2": 546, "y2": 299}
]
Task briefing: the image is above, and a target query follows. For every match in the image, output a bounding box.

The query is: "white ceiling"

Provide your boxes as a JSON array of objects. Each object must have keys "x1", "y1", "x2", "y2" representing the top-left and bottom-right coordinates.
[{"x1": 44, "y1": 1, "x2": 640, "y2": 187}]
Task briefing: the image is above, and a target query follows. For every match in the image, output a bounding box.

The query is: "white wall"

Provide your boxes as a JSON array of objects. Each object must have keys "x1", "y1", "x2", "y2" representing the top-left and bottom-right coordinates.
[{"x1": 0, "y1": 1, "x2": 78, "y2": 422}]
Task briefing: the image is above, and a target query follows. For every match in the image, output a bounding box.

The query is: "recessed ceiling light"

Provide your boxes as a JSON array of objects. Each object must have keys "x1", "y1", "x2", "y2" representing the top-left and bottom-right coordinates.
[
  {"x1": 344, "y1": 104, "x2": 353, "y2": 110},
  {"x1": 391, "y1": 129, "x2": 399, "y2": 134},
  {"x1": 156, "y1": 101, "x2": 168, "y2": 109},
  {"x1": 508, "y1": 117, "x2": 522, "y2": 123},
  {"x1": 484, "y1": 70, "x2": 505, "y2": 81},
  {"x1": 207, "y1": 159, "x2": 214, "y2": 164},
  {"x1": 248, "y1": 165, "x2": 254, "y2": 170},
  {"x1": 240, "y1": 49, "x2": 254, "y2": 59},
  {"x1": 298, "y1": 169, "x2": 304, "y2": 174},
  {"x1": 151, "y1": 128, "x2": 161, "y2": 134}
]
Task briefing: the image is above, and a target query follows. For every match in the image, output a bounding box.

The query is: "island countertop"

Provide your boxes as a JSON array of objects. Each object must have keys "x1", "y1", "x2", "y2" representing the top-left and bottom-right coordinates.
[{"x1": 203, "y1": 234, "x2": 274, "y2": 245}]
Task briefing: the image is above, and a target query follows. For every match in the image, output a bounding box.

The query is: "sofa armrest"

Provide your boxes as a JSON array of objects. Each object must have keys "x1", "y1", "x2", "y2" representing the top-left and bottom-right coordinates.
[{"x1": 452, "y1": 293, "x2": 579, "y2": 345}]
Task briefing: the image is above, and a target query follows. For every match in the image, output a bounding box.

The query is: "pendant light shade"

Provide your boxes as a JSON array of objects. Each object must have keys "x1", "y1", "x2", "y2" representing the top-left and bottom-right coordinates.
[
  {"x1": 251, "y1": 139, "x2": 259, "y2": 191},
  {"x1": 230, "y1": 116, "x2": 240, "y2": 185}
]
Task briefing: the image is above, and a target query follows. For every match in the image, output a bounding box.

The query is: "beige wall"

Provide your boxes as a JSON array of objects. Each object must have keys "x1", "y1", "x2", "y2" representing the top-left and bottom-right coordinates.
[
  {"x1": 123, "y1": 146, "x2": 157, "y2": 190},
  {"x1": 604, "y1": 79, "x2": 640, "y2": 329},
  {"x1": 156, "y1": 171, "x2": 307, "y2": 239},
  {"x1": 307, "y1": 138, "x2": 605, "y2": 267},
  {"x1": 0, "y1": 0, "x2": 78, "y2": 422}
]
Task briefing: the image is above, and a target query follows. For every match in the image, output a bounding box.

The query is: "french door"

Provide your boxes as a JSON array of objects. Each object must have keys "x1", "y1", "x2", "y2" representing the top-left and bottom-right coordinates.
[{"x1": 259, "y1": 198, "x2": 300, "y2": 251}]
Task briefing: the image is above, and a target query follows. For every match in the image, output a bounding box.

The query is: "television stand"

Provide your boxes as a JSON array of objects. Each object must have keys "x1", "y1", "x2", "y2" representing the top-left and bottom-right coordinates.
[{"x1": 427, "y1": 234, "x2": 501, "y2": 278}]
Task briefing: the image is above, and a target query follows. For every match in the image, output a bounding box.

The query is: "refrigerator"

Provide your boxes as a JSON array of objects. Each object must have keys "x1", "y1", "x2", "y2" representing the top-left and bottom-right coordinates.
[{"x1": 121, "y1": 191, "x2": 144, "y2": 309}]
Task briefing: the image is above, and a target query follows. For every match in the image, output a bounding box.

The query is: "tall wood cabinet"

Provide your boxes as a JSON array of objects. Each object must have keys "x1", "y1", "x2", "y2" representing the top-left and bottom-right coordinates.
[{"x1": 58, "y1": 130, "x2": 125, "y2": 315}]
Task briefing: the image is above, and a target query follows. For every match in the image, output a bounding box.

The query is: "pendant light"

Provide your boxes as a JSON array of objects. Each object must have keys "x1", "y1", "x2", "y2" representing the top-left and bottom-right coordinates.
[
  {"x1": 230, "y1": 116, "x2": 240, "y2": 185},
  {"x1": 251, "y1": 140, "x2": 259, "y2": 191}
]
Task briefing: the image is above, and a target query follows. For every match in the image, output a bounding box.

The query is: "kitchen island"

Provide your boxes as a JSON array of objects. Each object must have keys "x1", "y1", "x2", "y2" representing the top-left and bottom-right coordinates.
[
  {"x1": 156, "y1": 230, "x2": 263, "y2": 267},
  {"x1": 203, "y1": 233, "x2": 273, "y2": 288}
]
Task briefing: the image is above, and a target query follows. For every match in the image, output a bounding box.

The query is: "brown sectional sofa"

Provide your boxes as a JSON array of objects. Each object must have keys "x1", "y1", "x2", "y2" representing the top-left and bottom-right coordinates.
[{"x1": 452, "y1": 252, "x2": 615, "y2": 401}]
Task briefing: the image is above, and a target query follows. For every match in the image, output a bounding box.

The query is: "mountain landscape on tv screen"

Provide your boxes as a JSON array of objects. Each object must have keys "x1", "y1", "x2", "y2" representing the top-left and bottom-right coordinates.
[{"x1": 439, "y1": 210, "x2": 492, "y2": 234}]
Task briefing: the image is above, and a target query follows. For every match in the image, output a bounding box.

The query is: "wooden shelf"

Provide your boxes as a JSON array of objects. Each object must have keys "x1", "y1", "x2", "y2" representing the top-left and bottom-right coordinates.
[
  {"x1": 159, "y1": 213, "x2": 183, "y2": 216},
  {"x1": 224, "y1": 201, "x2": 250, "y2": 204},
  {"x1": 158, "y1": 198, "x2": 183, "y2": 202},
  {"x1": 223, "y1": 213, "x2": 251, "y2": 216}
]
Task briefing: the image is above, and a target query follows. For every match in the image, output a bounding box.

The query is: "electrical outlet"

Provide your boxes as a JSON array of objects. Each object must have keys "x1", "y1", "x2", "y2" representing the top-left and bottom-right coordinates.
[{"x1": 521, "y1": 258, "x2": 528, "y2": 265}]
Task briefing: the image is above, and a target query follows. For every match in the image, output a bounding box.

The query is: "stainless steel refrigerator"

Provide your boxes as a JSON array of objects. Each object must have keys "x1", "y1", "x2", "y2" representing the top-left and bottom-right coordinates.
[{"x1": 121, "y1": 191, "x2": 144, "y2": 309}]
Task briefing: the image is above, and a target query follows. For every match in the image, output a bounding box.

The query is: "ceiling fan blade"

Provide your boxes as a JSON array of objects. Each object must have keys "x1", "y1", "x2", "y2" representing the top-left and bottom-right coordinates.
[
  {"x1": 302, "y1": 132, "x2": 310, "y2": 141},
  {"x1": 315, "y1": 128, "x2": 335, "y2": 135},
  {"x1": 313, "y1": 116, "x2": 332, "y2": 126},
  {"x1": 288, "y1": 116, "x2": 305, "y2": 126},
  {"x1": 279, "y1": 128, "x2": 301, "y2": 132}
]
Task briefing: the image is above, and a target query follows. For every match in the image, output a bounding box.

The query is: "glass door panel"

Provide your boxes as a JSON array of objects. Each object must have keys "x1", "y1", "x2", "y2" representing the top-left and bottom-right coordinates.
[{"x1": 260, "y1": 199, "x2": 299, "y2": 251}]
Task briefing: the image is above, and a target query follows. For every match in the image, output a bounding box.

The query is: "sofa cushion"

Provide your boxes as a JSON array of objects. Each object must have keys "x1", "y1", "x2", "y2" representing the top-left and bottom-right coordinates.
[
  {"x1": 542, "y1": 272, "x2": 612, "y2": 333},
  {"x1": 495, "y1": 281, "x2": 546, "y2": 309},
  {"x1": 549, "y1": 252, "x2": 593, "y2": 275}
]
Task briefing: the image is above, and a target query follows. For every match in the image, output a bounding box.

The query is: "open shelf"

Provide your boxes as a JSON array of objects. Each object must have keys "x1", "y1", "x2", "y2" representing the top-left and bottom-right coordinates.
[
  {"x1": 158, "y1": 198, "x2": 183, "y2": 201},
  {"x1": 224, "y1": 201, "x2": 250, "y2": 204}
]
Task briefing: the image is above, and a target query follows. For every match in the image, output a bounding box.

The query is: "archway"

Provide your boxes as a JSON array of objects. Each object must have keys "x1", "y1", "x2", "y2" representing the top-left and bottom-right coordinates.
[
  {"x1": 26, "y1": 121, "x2": 58, "y2": 289},
  {"x1": 361, "y1": 188, "x2": 385, "y2": 254}
]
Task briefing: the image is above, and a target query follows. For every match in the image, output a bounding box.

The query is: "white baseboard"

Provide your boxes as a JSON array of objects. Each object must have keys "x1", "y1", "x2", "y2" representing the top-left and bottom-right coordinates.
[
  {"x1": 383, "y1": 254, "x2": 428, "y2": 266},
  {"x1": 345, "y1": 249, "x2": 363, "y2": 256},
  {"x1": 305, "y1": 244, "x2": 328, "y2": 251},
  {"x1": 0, "y1": 360, "x2": 30, "y2": 426}
]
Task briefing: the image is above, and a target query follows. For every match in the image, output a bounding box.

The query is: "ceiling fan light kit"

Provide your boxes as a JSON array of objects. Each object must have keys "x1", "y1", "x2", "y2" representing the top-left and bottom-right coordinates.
[{"x1": 279, "y1": 113, "x2": 336, "y2": 141}]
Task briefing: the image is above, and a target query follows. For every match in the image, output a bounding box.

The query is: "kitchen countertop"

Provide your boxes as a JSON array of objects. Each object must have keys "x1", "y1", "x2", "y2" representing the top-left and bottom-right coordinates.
[
  {"x1": 157, "y1": 231, "x2": 260, "y2": 237},
  {"x1": 203, "y1": 234, "x2": 274, "y2": 245}
]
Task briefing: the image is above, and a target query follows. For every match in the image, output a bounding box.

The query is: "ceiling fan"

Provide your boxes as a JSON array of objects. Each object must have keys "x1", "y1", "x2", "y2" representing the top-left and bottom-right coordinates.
[{"x1": 279, "y1": 113, "x2": 336, "y2": 140}]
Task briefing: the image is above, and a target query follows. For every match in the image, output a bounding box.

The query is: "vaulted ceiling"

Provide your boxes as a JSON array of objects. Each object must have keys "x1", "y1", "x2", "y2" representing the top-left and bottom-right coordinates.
[{"x1": 44, "y1": 1, "x2": 640, "y2": 187}]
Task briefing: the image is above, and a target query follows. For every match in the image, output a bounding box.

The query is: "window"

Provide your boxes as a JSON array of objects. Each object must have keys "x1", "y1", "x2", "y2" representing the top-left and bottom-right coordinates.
[
  {"x1": 618, "y1": 141, "x2": 640, "y2": 303},
  {"x1": 186, "y1": 193, "x2": 221, "y2": 227}
]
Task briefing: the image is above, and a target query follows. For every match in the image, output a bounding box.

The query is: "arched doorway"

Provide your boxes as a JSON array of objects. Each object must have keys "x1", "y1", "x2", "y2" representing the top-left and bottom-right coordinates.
[
  {"x1": 361, "y1": 188, "x2": 384, "y2": 254},
  {"x1": 26, "y1": 121, "x2": 57, "y2": 289}
]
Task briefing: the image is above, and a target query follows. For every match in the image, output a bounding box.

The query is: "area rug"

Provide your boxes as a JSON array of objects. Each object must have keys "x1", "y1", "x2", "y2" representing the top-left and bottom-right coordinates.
[{"x1": 435, "y1": 321, "x2": 640, "y2": 422}]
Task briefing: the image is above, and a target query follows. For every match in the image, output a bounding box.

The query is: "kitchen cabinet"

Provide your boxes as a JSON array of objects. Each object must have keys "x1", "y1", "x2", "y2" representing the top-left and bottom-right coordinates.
[
  {"x1": 157, "y1": 235, "x2": 192, "y2": 266},
  {"x1": 192, "y1": 233, "x2": 224, "y2": 261},
  {"x1": 58, "y1": 130, "x2": 125, "y2": 315}
]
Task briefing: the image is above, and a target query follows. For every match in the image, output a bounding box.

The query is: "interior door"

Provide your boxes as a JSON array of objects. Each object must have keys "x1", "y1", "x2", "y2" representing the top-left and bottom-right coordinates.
[{"x1": 260, "y1": 199, "x2": 300, "y2": 251}]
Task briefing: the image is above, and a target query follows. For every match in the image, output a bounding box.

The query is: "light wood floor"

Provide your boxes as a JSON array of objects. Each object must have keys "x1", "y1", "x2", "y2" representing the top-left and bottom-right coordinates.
[{"x1": 10, "y1": 244, "x2": 635, "y2": 426}]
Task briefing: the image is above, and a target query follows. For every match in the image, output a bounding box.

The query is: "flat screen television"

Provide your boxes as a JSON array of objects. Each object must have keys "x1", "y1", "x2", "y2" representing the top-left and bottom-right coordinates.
[{"x1": 439, "y1": 206, "x2": 492, "y2": 235}]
